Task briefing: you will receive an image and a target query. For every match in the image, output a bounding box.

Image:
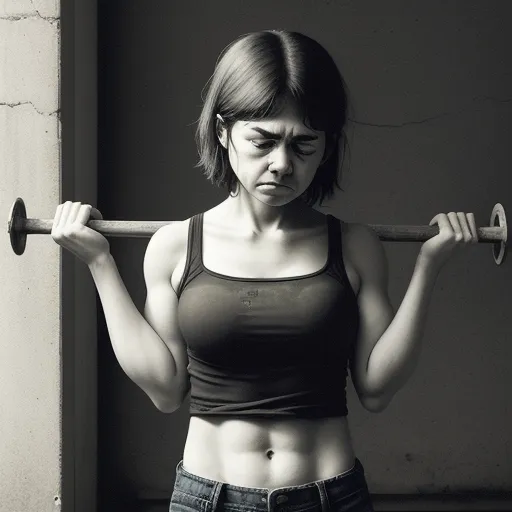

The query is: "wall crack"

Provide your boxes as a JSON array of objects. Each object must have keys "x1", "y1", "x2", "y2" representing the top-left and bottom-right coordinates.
[
  {"x1": 350, "y1": 94, "x2": 512, "y2": 129},
  {"x1": 29, "y1": 0, "x2": 59, "y2": 24},
  {"x1": 0, "y1": 15, "x2": 59, "y2": 24},
  {"x1": 351, "y1": 111, "x2": 450, "y2": 128},
  {"x1": 0, "y1": 2, "x2": 59, "y2": 24},
  {"x1": 0, "y1": 101, "x2": 60, "y2": 117}
]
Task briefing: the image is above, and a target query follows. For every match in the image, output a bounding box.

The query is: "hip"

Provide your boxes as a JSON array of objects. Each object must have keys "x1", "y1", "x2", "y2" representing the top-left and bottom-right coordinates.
[{"x1": 170, "y1": 457, "x2": 373, "y2": 512}]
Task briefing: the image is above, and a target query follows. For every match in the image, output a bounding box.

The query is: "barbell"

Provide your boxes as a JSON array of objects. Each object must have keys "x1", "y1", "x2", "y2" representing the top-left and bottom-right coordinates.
[{"x1": 7, "y1": 197, "x2": 509, "y2": 265}]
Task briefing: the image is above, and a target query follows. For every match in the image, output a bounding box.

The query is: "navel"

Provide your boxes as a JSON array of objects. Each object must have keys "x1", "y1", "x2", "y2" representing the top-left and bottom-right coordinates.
[{"x1": 266, "y1": 449, "x2": 275, "y2": 460}]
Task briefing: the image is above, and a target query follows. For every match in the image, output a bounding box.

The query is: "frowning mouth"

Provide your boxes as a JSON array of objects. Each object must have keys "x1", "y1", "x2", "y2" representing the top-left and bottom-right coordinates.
[{"x1": 258, "y1": 182, "x2": 288, "y2": 187}]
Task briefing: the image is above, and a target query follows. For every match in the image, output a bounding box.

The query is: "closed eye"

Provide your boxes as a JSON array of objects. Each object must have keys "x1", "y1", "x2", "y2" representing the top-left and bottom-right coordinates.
[
  {"x1": 251, "y1": 140, "x2": 316, "y2": 156},
  {"x1": 292, "y1": 142, "x2": 316, "y2": 156},
  {"x1": 251, "y1": 140, "x2": 275, "y2": 150}
]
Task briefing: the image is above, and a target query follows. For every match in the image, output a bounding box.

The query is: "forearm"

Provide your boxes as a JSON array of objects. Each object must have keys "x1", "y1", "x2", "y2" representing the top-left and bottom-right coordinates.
[
  {"x1": 365, "y1": 255, "x2": 439, "y2": 400},
  {"x1": 88, "y1": 253, "x2": 182, "y2": 407}
]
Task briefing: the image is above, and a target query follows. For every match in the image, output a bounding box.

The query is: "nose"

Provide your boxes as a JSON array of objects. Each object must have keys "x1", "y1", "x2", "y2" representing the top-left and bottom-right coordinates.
[{"x1": 269, "y1": 145, "x2": 292, "y2": 175}]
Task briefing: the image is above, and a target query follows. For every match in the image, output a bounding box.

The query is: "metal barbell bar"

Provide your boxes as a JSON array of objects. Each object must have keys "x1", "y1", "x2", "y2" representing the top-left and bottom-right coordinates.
[{"x1": 7, "y1": 197, "x2": 509, "y2": 265}]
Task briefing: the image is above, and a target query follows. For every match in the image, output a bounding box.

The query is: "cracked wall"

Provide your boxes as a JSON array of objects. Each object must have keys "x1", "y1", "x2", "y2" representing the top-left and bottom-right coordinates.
[{"x1": 0, "y1": 0, "x2": 61, "y2": 511}]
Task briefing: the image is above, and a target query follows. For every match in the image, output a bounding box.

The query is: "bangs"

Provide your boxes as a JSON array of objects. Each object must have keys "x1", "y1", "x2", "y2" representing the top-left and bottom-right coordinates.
[
  {"x1": 224, "y1": 82, "x2": 287, "y2": 121},
  {"x1": 224, "y1": 84, "x2": 326, "y2": 135}
]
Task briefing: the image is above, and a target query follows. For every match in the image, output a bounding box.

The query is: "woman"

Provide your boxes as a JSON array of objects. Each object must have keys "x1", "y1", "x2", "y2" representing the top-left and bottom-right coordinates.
[{"x1": 51, "y1": 30, "x2": 478, "y2": 512}]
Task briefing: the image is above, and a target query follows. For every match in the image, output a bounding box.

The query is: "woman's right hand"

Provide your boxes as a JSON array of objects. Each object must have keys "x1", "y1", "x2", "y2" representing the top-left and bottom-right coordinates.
[{"x1": 51, "y1": 201, "x2": 111, "y2": 266}]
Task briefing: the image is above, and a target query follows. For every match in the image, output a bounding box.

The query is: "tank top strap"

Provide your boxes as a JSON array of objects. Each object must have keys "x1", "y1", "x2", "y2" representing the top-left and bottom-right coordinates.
[
  {"x1": 176, "y1": 212, "x2": 205, "y2": 299},
  {"x1": 325, "y1": 214, "x2": 350, "y2": 286}
]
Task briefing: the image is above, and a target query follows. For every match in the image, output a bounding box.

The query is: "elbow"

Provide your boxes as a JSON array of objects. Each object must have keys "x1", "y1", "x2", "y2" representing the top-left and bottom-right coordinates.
[
  {"x1": 360, "y1": 392, "x2": 392, "y2": 413},
  {"x1": 155, "y1": 395, "x2": 185, "y2": 414},
  {"x1": 154, "y1": 382, "x2": 190, "y2": 413},
  {"x1": 157, "y1": 401, "x2": 182, "y2": 414}
]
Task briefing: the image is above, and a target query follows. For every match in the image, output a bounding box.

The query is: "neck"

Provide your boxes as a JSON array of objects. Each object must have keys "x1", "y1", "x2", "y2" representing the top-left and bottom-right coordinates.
[{"x1": 223, "y1": 189, "x2": 307, "y2": 236}]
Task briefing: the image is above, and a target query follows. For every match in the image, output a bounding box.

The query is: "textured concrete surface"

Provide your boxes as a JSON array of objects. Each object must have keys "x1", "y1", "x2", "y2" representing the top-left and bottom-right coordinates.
[{"x1": 0, "y1": 0, "x2": 61, "y2": 510}]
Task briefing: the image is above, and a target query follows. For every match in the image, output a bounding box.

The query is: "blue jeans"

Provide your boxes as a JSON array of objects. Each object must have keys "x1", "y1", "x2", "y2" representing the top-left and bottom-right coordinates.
[{"x1": 169, "y1": 458, "x2": 374, "y2": 512}]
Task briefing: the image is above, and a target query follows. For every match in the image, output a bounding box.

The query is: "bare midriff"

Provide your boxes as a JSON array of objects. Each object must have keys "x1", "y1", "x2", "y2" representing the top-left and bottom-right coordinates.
[{"x1": 182, "y1": 415, "x2": 356, "y2": 489}]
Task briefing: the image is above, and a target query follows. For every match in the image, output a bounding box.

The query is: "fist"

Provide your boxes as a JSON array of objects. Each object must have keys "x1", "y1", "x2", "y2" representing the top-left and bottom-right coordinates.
[
  {"x1": 51, "y1": 201, "x2": 110, "y2": 266},
  {"x1": 419, "y1": 212, "x2": 478, "y2": 272}
]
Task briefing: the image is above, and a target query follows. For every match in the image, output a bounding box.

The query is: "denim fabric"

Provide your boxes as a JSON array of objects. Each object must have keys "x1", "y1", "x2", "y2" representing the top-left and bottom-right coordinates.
[{"x1": 169, "y1": 458, "x2": 374, "y2": 512}]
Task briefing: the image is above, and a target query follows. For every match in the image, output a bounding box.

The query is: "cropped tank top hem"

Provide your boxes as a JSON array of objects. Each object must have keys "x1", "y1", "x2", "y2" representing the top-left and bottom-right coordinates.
[
  {"x1": 176, "y1": 212, "x2": 355, "y2": 296},
  {"x1": 189, "y1": 408, "x2": 348, "y2": 419}
]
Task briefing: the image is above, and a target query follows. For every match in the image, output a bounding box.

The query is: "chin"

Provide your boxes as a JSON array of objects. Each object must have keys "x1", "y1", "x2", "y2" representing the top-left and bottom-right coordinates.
[{"x1": 256, "y1": 194, "x2": 295, "y2": 207}]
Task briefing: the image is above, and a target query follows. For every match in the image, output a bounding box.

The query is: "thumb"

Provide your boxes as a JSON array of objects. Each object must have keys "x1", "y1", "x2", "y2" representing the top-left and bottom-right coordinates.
[
  {"x1": 89, "y1": 207, "x2": 103, "y2": 221},
  {"x1": 429, "y1": 215, "x2": 439, "y2": 226}
]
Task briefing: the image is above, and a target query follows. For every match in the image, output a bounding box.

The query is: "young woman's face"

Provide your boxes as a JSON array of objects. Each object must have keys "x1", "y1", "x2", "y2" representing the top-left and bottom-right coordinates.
[{"x1": 218, "y1": 103, "x2": 327, "y2": 206}]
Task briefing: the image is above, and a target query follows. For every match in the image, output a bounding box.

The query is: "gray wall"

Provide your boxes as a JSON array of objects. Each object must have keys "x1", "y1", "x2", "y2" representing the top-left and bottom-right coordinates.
[{"x1": 97, "y1": 1, "x2": 512, "y2": 508}]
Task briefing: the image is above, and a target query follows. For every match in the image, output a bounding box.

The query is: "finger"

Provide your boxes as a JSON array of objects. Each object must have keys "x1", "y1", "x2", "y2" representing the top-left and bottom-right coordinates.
[
  {"x1": 75, "y1": 204, "x2": 92, "y2": 225},
  {"x1": 428, "y1": 214, "x2": 441, "y2": 226},
  {"x1": 89, "y1": 207, "x2": 103, "y2": 221},
  {"x1": 57, "y1": 201, "x2": 73, "y2": 230},
  {"x1": 456, "y1": 212, "x2": 472, "y2": 242},
  {"x1": 51, "y1": 204, "x2": 64, "y2": 240},
  {"x1": 53, "y1": 203, "x2": 63, "y2": 228},
  {"x1": 67, "y1": 202, "x2": 83, "y2": 224},
  {"x1": 447, "y1": 212, "x2": 463, "y2": 241},
  {"x1": 467, "y1": 213, "x2": 478, "y2": 243},
  {"x1": 429, "y1": 213, "x2": 451, "y2": 234}
]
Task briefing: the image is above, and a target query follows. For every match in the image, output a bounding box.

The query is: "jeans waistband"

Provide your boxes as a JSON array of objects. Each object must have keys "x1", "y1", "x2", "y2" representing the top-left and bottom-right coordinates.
[{"x1": 174, "y1": 457, "x2": 367, "y2": 510}]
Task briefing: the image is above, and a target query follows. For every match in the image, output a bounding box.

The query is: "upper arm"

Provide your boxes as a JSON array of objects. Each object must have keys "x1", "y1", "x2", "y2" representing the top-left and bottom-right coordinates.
[
  {"x1": 142, "y1": 221, "x2": 191, "y2": 409},
  {"x1": 344, "y1": 222, "x2": 395, "y2": 410}
]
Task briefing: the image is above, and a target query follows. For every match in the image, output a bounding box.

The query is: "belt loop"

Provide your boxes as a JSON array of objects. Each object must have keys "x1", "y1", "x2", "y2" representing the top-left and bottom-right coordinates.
[
  {"x1": 209, "y1": 481, "x2": 224, "y2": 512},
  {"x1": 315, "y1": 481, "x2": 330, "y2": 512}
]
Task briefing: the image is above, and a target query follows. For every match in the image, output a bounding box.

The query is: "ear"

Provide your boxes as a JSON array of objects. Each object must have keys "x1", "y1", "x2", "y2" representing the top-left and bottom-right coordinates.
[{"x1": 216, "y1": 119, "x2": 228, "y2": 149}]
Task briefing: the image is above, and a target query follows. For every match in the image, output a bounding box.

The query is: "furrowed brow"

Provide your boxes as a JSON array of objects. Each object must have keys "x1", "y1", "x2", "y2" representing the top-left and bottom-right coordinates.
[{"x1": 250, "y1": 127, "x2": 318, "y2": 142}]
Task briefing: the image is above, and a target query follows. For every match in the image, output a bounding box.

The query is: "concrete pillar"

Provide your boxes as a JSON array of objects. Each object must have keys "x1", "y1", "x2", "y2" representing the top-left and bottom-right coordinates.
[
  {"x1": 0, "y1": 1, "x2": 62, "y2": 511},
  {"x1": 1, "y1": 0, "x2": 97, "y2": 510}
]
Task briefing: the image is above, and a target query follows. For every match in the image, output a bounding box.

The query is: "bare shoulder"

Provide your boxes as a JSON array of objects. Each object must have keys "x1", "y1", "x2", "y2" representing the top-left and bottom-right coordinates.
[
  {"x1": 340, "y1": 220, "x2": 389, "y2": 288},
  {"x1": 341, "y1": 221, "x2": 382, "y2": 252},
  {"x1": 143, "y1": 219, "x2": 190, "y2": 281}
]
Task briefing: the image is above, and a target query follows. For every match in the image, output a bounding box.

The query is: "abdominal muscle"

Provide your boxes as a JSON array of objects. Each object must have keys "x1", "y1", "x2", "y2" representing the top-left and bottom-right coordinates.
[{"x1": 182, "y1": 415, "x2": 356, "y2": 489}]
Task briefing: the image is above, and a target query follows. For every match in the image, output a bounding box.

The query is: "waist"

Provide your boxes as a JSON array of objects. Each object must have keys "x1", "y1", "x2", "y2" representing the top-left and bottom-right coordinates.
[{"x1": 182, "y1": 415, "x2": 355, "y2": 487}]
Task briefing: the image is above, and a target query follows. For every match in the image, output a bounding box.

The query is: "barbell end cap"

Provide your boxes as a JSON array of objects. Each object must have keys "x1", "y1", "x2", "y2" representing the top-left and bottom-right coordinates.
[
  {"x1": 490, "y1": 203, "x2": 507, "y2": 266},
  {"x1": 8, "y1": 198, "x2": 27, "y2": 256}
]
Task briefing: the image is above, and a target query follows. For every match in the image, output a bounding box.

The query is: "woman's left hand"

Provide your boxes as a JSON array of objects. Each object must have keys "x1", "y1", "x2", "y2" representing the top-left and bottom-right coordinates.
[{"x1": 418, "y1": 212, "x2": 479, "y2": 273}]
